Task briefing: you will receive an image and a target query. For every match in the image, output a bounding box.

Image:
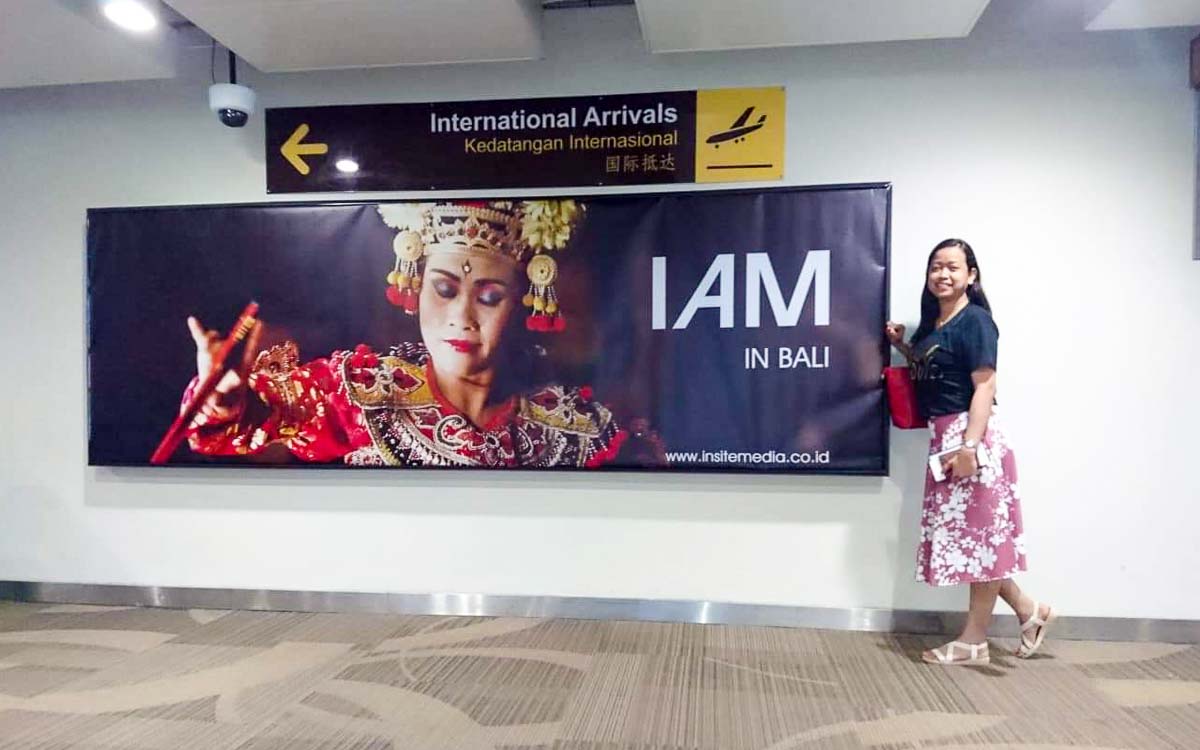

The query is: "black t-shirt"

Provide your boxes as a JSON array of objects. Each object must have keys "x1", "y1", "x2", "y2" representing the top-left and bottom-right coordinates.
[{"x1": 911, "y1": 304, "x2": 999, "y2": 417}]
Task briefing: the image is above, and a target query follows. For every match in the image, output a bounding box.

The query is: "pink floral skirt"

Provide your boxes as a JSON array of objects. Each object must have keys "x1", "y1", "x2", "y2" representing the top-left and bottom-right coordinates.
[{"x1": 916, "y1": 411, "x2": 1027, "y2": 587}]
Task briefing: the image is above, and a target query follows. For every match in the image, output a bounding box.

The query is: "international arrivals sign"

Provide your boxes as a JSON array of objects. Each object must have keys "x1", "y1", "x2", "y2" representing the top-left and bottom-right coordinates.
[{"x1": 264, "y1": 87, "x2": 785, "y2": 193}]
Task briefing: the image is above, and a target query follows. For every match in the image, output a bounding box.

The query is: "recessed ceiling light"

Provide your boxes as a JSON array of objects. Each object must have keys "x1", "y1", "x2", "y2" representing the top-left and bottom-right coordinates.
[
  {"x1": 102, "y1": 0, "x2": 158, "y2": 33},
  {"x1": 335, "y1": 159, "x2": 360, "y2": 174}
]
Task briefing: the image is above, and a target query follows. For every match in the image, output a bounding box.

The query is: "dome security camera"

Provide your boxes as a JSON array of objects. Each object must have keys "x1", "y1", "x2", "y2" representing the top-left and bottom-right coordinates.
[{"x1": 208, "y1": 83, "x2": 256, "y2": 128}]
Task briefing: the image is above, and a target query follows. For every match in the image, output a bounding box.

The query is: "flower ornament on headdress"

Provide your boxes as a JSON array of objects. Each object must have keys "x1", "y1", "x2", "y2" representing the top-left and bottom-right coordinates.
[
  {"x1": 375, "y1": 200, "x2": 584, "y2": 331},
  {"x1": 378, "y1": 204, "x2": 430, "y2": 315},
  {"x1": 519, "y1": 199, "x2": 582, "y2": 332}
]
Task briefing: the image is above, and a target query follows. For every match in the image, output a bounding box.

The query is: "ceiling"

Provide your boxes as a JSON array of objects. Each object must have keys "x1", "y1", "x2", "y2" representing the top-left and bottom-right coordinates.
[
  {"x1": 1, "y1": 0, "x2": 1197, "y2": 90},
  {"x1": 163, "y1": 0, "x2": 544, "y2": 72},
  {"x1": 1087, "y1": 0, "x2": 1200, "y2": 30},
  {"x1": 0, "y1": 0, "x2": 181, "y2": 89},
  {"x1": 634, "y1": 0, "x2": 992, "y2": 53}
]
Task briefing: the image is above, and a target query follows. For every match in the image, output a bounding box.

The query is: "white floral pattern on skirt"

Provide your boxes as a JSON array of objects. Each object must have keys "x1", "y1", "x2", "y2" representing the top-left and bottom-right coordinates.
[{"x1": 916, "y1": 411, "x2": 1027, "y2": 587}]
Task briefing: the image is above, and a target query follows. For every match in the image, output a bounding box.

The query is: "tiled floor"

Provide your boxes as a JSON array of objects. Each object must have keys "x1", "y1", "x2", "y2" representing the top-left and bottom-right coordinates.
[{"x1": 0, "y1": 601, "x2": 1197, "y2": 749}]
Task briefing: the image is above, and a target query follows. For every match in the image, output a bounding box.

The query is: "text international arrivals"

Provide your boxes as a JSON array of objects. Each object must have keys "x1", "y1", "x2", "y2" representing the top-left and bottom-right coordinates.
[{"x1": 430, "y1": 104, "x2": 680, "y2": 134}]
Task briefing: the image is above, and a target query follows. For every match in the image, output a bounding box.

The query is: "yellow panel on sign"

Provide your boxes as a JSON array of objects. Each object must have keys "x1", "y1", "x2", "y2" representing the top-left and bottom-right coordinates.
[{"x1": 694, "y1": 87, "x2": 785, "y2": 183}]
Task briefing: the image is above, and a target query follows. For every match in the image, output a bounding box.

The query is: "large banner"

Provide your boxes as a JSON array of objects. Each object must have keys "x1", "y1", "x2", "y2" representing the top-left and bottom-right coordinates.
[{"x1": 87, "y1": 185, "x2": 890, "y2": 473}]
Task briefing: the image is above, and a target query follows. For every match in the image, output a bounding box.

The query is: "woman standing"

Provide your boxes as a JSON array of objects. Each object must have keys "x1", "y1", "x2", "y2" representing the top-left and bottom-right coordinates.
[{"x1": 886, "y1": 238, "x2": 1053, "y2": 666}]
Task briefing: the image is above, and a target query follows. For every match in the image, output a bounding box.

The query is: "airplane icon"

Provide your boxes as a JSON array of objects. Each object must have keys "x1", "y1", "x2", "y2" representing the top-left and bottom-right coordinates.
[{"x1": 705, "y1": 106, "x2": 766, "y2": 148}]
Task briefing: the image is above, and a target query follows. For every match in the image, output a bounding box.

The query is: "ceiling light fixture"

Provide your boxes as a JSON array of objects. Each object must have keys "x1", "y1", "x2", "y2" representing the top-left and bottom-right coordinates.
[
  {"x1": 335, "y1": 159, "x2": 360, "y2": 174},
  {"x1": 102, "y1": 0, "x2": 158, "y2": 33}
]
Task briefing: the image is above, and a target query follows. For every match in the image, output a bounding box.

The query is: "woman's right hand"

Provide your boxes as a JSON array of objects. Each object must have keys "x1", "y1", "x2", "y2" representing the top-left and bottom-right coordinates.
[
  {"x1": 884, "y1": 321, "x2": 906, "y2": 349},
  {"x1": 187, "y1": 316, "x2": 246, "y2": 419}
]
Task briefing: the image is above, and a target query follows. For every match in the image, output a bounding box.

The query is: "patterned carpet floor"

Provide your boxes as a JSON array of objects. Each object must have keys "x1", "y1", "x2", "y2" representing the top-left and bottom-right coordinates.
[{"x1": 0, "y1": 600, "x2": 1196, "y2": 749}]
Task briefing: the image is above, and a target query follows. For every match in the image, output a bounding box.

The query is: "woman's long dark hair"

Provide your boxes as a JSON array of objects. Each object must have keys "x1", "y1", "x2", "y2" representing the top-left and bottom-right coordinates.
[{"x1": 911, "y1": 238, "x2": 992, "y2": 344}]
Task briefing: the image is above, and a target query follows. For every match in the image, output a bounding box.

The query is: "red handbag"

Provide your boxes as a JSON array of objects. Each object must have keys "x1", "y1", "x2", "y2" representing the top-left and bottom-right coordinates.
[{"x1": 883, "y1": 366, "x2": 926, "y2": 429}]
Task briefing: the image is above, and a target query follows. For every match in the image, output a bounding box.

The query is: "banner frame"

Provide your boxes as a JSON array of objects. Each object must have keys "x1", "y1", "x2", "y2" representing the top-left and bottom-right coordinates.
[{"x1": 86, "y1": 182, "x2": 893, "y2": 476}]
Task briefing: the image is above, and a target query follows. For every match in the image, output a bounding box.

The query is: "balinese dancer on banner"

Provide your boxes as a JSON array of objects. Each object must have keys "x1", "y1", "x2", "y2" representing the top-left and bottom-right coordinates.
[{"x1": 181, "y1": 200, "x2": 636, "y2": 467}]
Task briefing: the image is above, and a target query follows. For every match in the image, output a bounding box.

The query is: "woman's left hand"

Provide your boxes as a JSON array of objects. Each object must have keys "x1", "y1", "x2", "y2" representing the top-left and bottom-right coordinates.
[{"x1": 943, "y1": 448, "x2": 979, "y2": 480}]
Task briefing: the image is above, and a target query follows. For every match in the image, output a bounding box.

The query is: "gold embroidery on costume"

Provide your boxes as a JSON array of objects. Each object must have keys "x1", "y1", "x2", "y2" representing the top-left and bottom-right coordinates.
[{"x1": 342, "y1": 356, "x2": 434, "y2": 409}]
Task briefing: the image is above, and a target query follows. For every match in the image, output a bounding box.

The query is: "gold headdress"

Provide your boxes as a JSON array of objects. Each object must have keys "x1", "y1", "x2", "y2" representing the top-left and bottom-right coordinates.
[{"x1": 377, "y1": 200, "x2": 583, "y2": 331}]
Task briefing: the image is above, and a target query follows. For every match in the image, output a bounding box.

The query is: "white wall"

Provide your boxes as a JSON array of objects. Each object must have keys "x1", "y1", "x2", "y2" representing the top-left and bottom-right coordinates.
[{"x1": 1, "y1": 7, "x2": 1197, "y2": 620}]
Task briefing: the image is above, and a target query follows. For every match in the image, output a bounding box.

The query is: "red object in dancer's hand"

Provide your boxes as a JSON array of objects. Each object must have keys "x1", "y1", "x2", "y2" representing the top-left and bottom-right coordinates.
[{"x1": 150, "y1": 302, "x2": 260, "y2": 464}]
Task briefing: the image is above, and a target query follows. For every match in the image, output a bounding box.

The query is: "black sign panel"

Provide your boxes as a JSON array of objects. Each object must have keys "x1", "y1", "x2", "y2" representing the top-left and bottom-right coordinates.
[{"x1": 266, "y1": 91, "x2": 698, "y2": 193}]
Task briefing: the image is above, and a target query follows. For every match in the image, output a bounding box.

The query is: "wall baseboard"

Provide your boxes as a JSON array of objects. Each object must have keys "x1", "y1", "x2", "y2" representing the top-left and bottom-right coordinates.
[{"x1": 3, "y1": 582, "x2": 1197, "y2": 643}]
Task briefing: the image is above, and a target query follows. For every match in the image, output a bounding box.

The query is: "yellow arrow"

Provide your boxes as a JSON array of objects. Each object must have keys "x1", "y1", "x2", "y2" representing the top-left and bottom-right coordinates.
[{"x1": 280, "y1": 123, "x2": 328, "y2": 175}]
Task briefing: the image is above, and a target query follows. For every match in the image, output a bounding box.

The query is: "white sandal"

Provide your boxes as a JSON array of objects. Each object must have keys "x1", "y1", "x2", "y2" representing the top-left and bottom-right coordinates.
[
  {"x1": 923, "y1": 641, "x2": 990, "y2": 666},
  {"x1": 1016, "y1": 601, "x2": 1056, "y2": 658}
]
